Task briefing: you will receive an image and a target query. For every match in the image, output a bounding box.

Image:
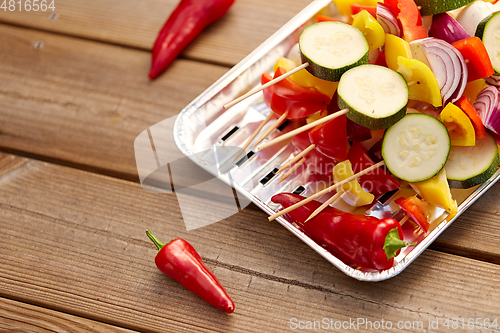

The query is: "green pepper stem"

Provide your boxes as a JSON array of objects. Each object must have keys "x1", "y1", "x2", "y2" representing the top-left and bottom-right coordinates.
[
  {"x1": 383, "y1": 228, "x2": 417, "y2": 260},
  {"x1": 146, "y1": 230, "x2": 166, "y2": 252}
]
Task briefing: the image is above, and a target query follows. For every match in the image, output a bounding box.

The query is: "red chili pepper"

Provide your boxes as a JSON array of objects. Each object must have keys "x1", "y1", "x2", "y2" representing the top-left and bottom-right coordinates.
[
  {"x1": 271, "y1": 193, "x2": 415, "y2": 270},
  {"x1": 452, "y1": 37, "x2": 495, "y2": 82},
  {"x1": 351, "y1": 4, "x2": 377, "y2": 18},
  {"x1": 146, "y1": 230, "x2": 235, "y2": 313},
  {"x1": 394, "y1": 196, "x2": 430, "y2": 232},
  {"x1": 347, "y1": 142, "x2": 400, "y2": 196},
  {"x1": 149, "y1": 0, "x2": 235, "y2": 80},
  {"x1": 262, "y1": 67, "x2": 331, "y2": 120},
  {"x1": 384, "y1": 0, "x2": 428, "y2": 42},
  {"x1": 456, "y1": 96, "x2": 487, "y2": 139}
]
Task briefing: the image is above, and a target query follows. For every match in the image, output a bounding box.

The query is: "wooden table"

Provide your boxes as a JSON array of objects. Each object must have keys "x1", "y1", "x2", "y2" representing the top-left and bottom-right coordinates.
[{"x1": 0, "y1": 1, "x2": 499, "y2": 332}]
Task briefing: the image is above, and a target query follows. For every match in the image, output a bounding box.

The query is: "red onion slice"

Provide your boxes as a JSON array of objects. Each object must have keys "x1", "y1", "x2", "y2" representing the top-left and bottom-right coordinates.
[
  {"x1": 428, "y1": 13, "x2": 470, "y2": 44},
  {"x1": 410, "y1": 38, "x2": 467, "y2": 105},
  {"x1": 376, "y1": 3, "x2": 401, "y2": 37},
  {"x1": 486, "y1": 75, "x2": 500, "y2": 88},
  {"x1": 474, "y1": 86, "x2": 500, "y2": 134}
]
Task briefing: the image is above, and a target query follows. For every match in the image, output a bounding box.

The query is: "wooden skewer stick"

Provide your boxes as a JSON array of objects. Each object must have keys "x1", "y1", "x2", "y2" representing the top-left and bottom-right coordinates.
[
  {"x1": 399, "y1": 215, "x2": 409, "y2": 226},
  {"x1": 254, "y1": 111, "x2": 288, "y2": 147},
  {"x1": 268, "y1": 161, "x2": 385, "y2": 221},
  {"x1": 304, "y1": 191, "x2": 342, "y2": 222},
  {"x1": 407, "y1": 81, "x2": 419, "y2": 87},
  {"x1": 276, "y1": 144, "x2": 315, "y2": 174},
  {"x1": 257, "y1": 109, "x2": 349, "y2": 151},
  {"x1": 277, "y1": 157, "x2": 307, "y2": 184},
  {"x1": 223, "y1": 62, "x2": 310, "y2": 110},
  {"x1": 233, "y1": 112, "x2": 274, "y2": 161}
]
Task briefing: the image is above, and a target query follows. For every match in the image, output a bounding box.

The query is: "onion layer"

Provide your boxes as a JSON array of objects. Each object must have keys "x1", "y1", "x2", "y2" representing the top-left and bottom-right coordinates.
[
  {"x1": 428, "y1": 13, "x2": 469, "y2": 44},
  {"x1": 376, "y1": 3, "x2": 401, "y2": 37},
  {"x1": 474, "y1": 86, "x2": 500, "y2": 134},
  {"x1": 410, "y1": 38, "x2": 468, "y2": 105}
]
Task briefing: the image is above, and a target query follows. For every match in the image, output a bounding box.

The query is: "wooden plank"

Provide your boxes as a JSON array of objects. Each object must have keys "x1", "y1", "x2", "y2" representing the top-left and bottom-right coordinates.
[
  {"x1": 0, "y1": 153, "x2": 499, "y2": 332},
  {"x1": 431, "y1": 182, "x2": 500, "y2": 263},
  {"x1": 0, "y1": 0, "x2": 313, "y2": 66},
  {"x1": 0, "y1": 297, "x2": 137, "y2": 332},
  {"x1": 0, "y1": 24, "x2": 228, "y2": 181}
]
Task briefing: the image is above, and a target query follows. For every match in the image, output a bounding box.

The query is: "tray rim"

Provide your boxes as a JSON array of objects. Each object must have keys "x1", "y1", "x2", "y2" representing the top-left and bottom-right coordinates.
[{"x1": 172, "y1": 0, "x2": 500, "y2": 281}]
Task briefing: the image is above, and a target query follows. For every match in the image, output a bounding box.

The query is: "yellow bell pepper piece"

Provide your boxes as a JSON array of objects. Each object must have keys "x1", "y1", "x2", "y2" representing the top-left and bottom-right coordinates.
[
  {"x1": 439, "y1": 103, "x2": 476, "y2": 146},
  {"x1": 333, "y1": 160, "x2": 375, "y2": 207},
  {"x1": 333, "y1": 0, "x2": 378, "y2": 17},
  {"x1": 273, "y1": 57, "x2": 338, "y2": 98},
  {"x1": 462, "y1": 79, "x2": 489, "y2": 104},
  {"x1": 306, "y1": 110, "x2": 329, "y2": 124},
  {"x1": 352, "y1": 10, "x2": 385, "y2": 52},
  {"x1": 397, "y1": 56, "x2": 442, "y2": 107},
  {"x1": 384, "y1": 34, "x2": 412, "y2": 72},
  {"x1": 410, "y1": 169, "x2": 458, "y2": 215}
]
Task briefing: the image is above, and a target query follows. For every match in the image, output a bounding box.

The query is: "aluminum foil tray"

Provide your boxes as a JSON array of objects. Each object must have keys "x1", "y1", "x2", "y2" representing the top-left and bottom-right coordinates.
[{"x1": 167, "y1": 0, "x2": 500, "y2": 281}]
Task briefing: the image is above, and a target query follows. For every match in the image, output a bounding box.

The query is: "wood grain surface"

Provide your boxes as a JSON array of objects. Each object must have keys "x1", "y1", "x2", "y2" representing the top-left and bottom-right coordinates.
[
  {"x1": 0, "y1": 153, "x2": 499, "y2": 332},
  {"x1": 1, "y1": 0, "x2": 500, "y2": 331},
  {"x1": 0, "y1": 24, "x2": 227, "y2": 180},
  {"x1": 0, "y1": 296, "x2": 137, "y2": 332},
  {"x1": 0, "y1": 0, "x2": 313, "y2": 66}
]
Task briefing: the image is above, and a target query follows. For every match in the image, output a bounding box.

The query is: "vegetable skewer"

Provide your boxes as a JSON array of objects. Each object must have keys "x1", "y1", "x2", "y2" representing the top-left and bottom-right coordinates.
[
  {"x1": 276, "y1": 144, "x2": 316, "y2": 174},
  {"x1": 268, "y1": 161, "x2": 385, "y2": 221},
  {"x1": 277, "y1": 157, "x2": 307, "y2": 184},
  {"x1": 257, "y1": 109, "x2": 348, "y2": 151},
  {"x1": 305, "y1": 192, "x2": 342, "y2": 222},
  {"x1": 223, "y1": 63, "x2": 310, "y2": 109},
  {"x1": 233, "y1": 112, "x2": 274, "y2": 161},
  {"x1": 254, "y1": 111, "x2": 288, "y2": 146}
]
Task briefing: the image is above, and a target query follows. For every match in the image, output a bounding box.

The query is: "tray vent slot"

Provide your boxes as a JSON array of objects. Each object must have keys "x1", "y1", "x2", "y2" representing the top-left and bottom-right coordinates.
[{"x1": 260, "y1": 168, "x2": 279, "y2": 185}]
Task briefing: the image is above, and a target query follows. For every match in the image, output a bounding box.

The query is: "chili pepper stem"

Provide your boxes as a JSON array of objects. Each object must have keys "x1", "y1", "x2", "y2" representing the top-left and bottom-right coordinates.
[
  {"x1": 146, "y1": 230, "x2": 167, "y2": 252},
  {"x1": 383, "y1": 228, "x2": 416, "y2": 259}
]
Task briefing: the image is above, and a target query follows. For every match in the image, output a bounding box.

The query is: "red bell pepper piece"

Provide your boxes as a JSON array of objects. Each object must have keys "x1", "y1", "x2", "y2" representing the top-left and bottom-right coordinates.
[
  {"x1": 452, "y1": 37, "x2": 495, "y2": 82},
  {"x1": 384, "y1": 0, "x2": 428, "y2": 42},
  {"x1": 373, "y1": 50, "x2": 388, "y2": 67},
  {"x1": 271, "y1": 193, "x2": 415, "y2": 270},
  {"x1": 456, "y1": 96, "x2": 487, "y2": 139},
  {"x1": 347, "y1": 142, "x2": 400, "y2": 196},
  {"x1": 394, "y1": 196, "x2": 430, "y2": 232},
  {"x1": 292, "y1": 130, "x2": 337, "y2": 175},
  {"x1": 309, "y1": 115, "x2": 348, "y2": 161},
  {"x1": 261, "y1": 67, "x2": 331, "y2": 120},
  {"x1": 149, "y1": 0, "x2": 235, "y2": 79},
  {"x1": 351, "y1": 3, "x2": 377, "y2": 18},
  {"x1": 146, "y1": 230, "x2": 235, "y2": 313}
]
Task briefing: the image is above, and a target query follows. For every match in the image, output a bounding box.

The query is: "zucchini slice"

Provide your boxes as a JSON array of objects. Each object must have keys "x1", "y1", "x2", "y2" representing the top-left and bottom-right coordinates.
[
  {"x1": 337, "y1": 65, "x2": 408, "y2": 130},
  {"x1": 299, "y1": 21, "x2": 369, "y2": 82},
  {"x1": 414, "y1": 0, "x2": 474, "y2": 16},
  {"x1": 445, "y1": 132, "x2": 500, "y2": 189},
  {"x1": 475, "y1": 11, "x2": 500, "y2": 73},
  {"x1": 382, "y1": 114, "x2": 451, "y2": 183}
]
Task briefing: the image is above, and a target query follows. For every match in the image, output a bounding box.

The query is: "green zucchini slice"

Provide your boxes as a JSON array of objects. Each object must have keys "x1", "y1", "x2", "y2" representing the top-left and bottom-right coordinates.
[
  {"x1": 337, "y1": 65, "x2": 408, "y2": 130},
  {"x1": 299, "y1": 21, "x2": 369, "y2": 82},
  {"x1": 475, "y1": 11, "x2": 500, "y2": 73},
  {"x1": 414, "y1": 0, "x2": 474, "y2": 16},
  {"x1": 445, "y1": 132, "x2": 500, "y2": 189},
  {"x1": 382, "y1": 114, "x2": 451, "y2": 183}
]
